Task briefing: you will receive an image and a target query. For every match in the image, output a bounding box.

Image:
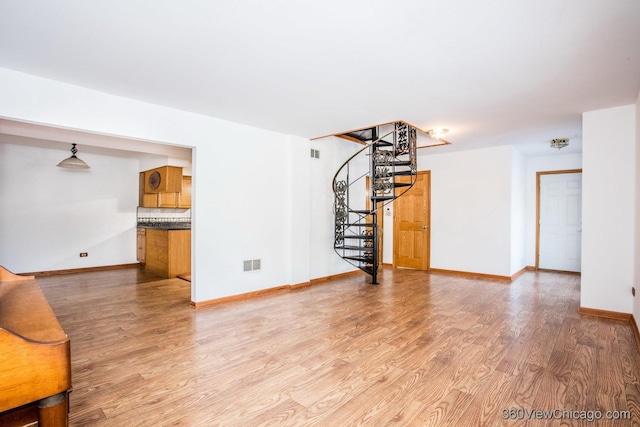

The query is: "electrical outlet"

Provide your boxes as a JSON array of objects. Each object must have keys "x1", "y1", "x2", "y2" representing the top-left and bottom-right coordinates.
[{"x1": 80, "y1": 252, "x2": 88, "y2": 257}]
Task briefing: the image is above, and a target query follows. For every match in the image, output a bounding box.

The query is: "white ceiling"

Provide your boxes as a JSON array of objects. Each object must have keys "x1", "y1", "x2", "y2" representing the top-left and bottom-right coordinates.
[{"x1": 0, "y1": 0, "x2": 639, "y2": 157}]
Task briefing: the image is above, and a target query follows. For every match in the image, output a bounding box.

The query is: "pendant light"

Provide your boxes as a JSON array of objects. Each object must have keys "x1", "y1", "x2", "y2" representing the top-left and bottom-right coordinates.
[{"x1": 57, "y1": 143, "x2": 90, "y2": 169}]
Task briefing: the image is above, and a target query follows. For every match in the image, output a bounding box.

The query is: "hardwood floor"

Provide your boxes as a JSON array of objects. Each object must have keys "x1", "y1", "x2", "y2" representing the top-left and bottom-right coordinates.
[{"x1": 35, "y1": 267, "x2": 640, "y2": 426}]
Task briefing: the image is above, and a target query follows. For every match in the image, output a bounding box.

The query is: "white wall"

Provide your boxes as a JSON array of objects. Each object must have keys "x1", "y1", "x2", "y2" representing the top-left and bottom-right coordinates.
[
  {"x1": 382, "y1": 201, "x2": 394, "y2": 264},
  {"x1": 0, "y1": 142, "x2": 138, "y2": 272},
  {"x1": 582, "y1": 104, "x2": 636, "y2": 314},
  {"x1": 139, "y1": 154, "x2": 193, "y2": 176},
  {"x1": 0, "y1": 67, "x2": 313, "y2": 302},
  {"x1": 523, "y1": 152, "x2": 582, "y2": 267},
  {"x1": 3, "y1": 65, "x2": 636, "y2": 311},
  {"x1": 510, "y1": 147, "x2": 526, "y2": 275},
  {"x1": 310, "y1": 136, "x2": 365, "y2": 279},
  {"x1": 634, "y1": 91, "x2": 640, "y2": 323},
  {"x1": 413, "y1": 145, "x2": 514, "y2": 276},
  {"x1": 286, "y1": 135, "x2": 312, "y2": 286}
]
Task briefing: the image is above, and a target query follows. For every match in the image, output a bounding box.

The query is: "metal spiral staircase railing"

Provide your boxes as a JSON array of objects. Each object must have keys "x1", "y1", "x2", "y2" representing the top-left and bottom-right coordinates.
[{"x1": 333, "y1": 122, "x2": 418, "y2": 284}]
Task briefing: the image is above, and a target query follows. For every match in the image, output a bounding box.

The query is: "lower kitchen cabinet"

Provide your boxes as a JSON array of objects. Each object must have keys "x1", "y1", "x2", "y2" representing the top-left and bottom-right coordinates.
[
  {"x1": 144, "y1": 228, "x2": 191, "y2": 278},
  {"x1": 137, "y1": 228, "x2": 146, "y2": 264}
]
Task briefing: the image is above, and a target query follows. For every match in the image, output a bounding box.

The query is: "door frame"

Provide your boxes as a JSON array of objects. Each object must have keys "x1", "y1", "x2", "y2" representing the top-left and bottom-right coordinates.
[
  {"x1": 535, "y1": 169, "x2": 582, "y2": 270},
  {"x1": 393, "y1": 170, "x2": 431, "y2": 270}
]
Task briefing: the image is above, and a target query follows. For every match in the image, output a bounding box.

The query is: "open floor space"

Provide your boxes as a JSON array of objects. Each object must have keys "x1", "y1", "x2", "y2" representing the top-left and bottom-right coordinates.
[{"x1": 36, "y1": 267, "x2": 640, "y2": 426}]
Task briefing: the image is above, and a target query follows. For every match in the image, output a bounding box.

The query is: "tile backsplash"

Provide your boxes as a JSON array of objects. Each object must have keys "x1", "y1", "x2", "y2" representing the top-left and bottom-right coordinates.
[{"x1": 136, "y1": 207, "x2": 191, "y2": 225}]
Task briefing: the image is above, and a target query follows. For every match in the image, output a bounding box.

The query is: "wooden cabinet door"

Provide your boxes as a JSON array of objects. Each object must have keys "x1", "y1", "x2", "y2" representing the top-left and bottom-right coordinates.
[
  {"x1": 136, "y1": 228, "x2": 146, "y2": 263},
  {"x1": 158, "y1": 192, "x2": 179, "y2": 208},
  {"x1": 145, "y1": 229, "x2": 169, "y2": 277},
  {"x1": 179, "y1": 176, "x2": 192, "y2": 208},
  {"x1": 142, "y1": 193, "x2": 159, "y2": 208},
  {"x1": 167, "y1": 230, "x2": 191, "y2": 277},
  {"x1": 139, "y1": 172, "x2": 145, "y2": 206}
]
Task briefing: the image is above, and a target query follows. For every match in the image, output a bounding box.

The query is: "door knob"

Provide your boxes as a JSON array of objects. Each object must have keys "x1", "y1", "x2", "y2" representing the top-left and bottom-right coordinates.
[{"x1": 422, "y1": 225, "x2": 428, "y2": 229}]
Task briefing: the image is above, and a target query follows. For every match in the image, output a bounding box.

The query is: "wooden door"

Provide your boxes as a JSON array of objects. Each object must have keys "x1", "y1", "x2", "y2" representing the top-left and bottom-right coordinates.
[
  {"x1": 537, "y1": 170, "x2": 582, "y2": 272},
  {"x1": 393, "y1": 171, "x2": 430, "y2": 270}
]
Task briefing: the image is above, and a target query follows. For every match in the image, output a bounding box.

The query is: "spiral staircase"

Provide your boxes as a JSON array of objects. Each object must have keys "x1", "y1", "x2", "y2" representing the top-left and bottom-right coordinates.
[{"x1": 333, "y1": 122, "x2": 417, "y2": 284}]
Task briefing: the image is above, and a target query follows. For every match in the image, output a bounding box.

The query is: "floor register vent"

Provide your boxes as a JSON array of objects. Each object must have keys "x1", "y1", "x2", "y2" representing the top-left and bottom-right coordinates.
[{"x1": 243, "y1": 259, "x2": 261, "y2": 272}]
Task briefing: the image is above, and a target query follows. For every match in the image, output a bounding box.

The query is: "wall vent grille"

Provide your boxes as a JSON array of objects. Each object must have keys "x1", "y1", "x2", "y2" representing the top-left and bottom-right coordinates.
[{"x1": 243, "y1": 259, "x2": 262, "y2": 272}]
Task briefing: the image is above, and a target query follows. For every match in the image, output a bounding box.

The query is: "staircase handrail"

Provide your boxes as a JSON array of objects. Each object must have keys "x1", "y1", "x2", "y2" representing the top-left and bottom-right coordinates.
[{"x1": 332, "y1": 129, "x2": 396, "y2": 194}]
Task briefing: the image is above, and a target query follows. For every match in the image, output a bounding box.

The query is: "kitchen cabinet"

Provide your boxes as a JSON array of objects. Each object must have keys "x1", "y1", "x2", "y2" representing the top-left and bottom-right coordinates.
[
  {"x1": 144, "y1": 166, "x2": 183, "y2": 193},
  {"x1": 144, "y1": 228, "x2": 191, "y2": 278},
  {"x1": 136, "y1": 228, "x2": 146, "y2": 264},
  {"x1": 140, "y1": 171, "x2": 191, "y2": 208},
  {"x1": 179, "y1": 176, "x2": 192, "y2": 208},
  {"x1": 142, "y1": 192, "x2": 180, "y2": 208},
  {"x1": 139, "y1": 172, "x2": 145, "y2": 206}
]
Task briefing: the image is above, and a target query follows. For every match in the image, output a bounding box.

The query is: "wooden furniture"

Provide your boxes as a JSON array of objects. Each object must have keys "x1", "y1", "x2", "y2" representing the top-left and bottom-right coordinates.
[
  {"x1": 139, "y1": 169, "x2": 192, "y2": 208},
  {"x1": 137, "y1": 227, "x2": 146, "y2": 264},
  {"x1": 143, "y1": 166, "x2": 183, "y2": 193},
  {"x1": 179, "y1": 176, "x2": 192, "y2": 208},
  {"x1": 144, "y1": 229, "x2": 191, "y2": 278},
  {"x1": 0, "y1": 266, "x2": 71, "y2": 427},
  {"x1": 142, "y1": 191, "x2": 181, "y2": 208}
]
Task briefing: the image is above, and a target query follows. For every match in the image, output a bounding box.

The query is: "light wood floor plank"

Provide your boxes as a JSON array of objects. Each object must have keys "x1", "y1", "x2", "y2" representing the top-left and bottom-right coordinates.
[{"x1": 26, "y1": 267, "x2": 640, "y2": 426}]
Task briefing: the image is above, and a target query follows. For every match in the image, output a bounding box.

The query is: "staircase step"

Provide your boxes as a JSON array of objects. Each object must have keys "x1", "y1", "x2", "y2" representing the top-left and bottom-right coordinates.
[
  {"x1": 373, "y1": 140, "x2": 393, "y2": 148},
  {"x1": 371, "y1": 196, "x2": 394, "y2": 202},
  {"x1": 335, "y1": 245, "x2": 368, "y2": 251},
  {"x1": 375, "y1": 160, "x2": 413, "y2": 167},
  {"x1": 350, "y1": 209, "x2": 373, "y2": 214},
  {"x1": 346, "y1": 223, "x2": 375, "y2": 227},
  {"x1": 344, "y1": 128, "x2": 376, "y2": 142},
  {"x1": 376, "y1": 170, "x2": 415, "y2": 178},
  {"x1": 342, "y1": 235, "x2": 374, "y2": 240},
  {"x1": 393, "y1": 170, "x2": 416, "y2": 176},
  {"x1": 343, "y1": 255, "x2": 373, "y2": 262},
  {"x1": 393, "y1": 182, "x2": 412, "y2": 188}
]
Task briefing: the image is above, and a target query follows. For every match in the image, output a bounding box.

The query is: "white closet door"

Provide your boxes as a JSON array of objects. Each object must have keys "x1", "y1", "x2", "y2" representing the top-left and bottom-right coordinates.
[{"x1": 539, "y1": 172, "x2": 582, "y2": 272}]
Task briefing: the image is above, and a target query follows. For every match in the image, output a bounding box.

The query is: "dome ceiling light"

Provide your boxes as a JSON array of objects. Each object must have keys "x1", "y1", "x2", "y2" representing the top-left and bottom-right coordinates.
[{"x1": 57, "y1": 143, "x2": 90, "y2": 169}]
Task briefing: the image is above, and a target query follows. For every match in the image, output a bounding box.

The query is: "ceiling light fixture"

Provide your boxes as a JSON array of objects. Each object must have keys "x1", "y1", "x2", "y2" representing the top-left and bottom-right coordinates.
[
  {"x1": 427, "y1": 128, "x2": 449, "y2": 140},
  {"x1": 57, "y1": 143, "x2": 91, "y2": 169},
  {"x1": 550, "y1": 138, "x2": 569, "y2": 150}
]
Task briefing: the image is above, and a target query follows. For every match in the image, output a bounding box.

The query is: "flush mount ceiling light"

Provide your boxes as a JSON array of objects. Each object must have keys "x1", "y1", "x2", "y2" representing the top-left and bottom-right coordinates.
[
  {"x1": 550, "y1": 138, "x2": 569, "y2": 150},
  {"x1": 423, "y1": 127, "x2": 453, "y2": 146},
  {"x1": 57, "y1": 143, "x2": 90, "y2": 169},
  {"x1": 427, "y1": 128, "x2": 449, "y2": 140}
]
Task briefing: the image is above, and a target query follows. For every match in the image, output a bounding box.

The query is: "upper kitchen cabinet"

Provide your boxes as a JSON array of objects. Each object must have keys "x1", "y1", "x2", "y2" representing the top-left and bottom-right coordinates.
[
  {"x1": 179, "y1": 176, "x2": 192, "y2": 208},
  {"x1": 139, "y1": 167, "x2": 192, "y2": 208},
  {"x1": 144, "y1": 166, "x2": 183, "y2": 193},
  {"x1": 142, "y1": 191, "x2": 180, "y2": 208}
]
